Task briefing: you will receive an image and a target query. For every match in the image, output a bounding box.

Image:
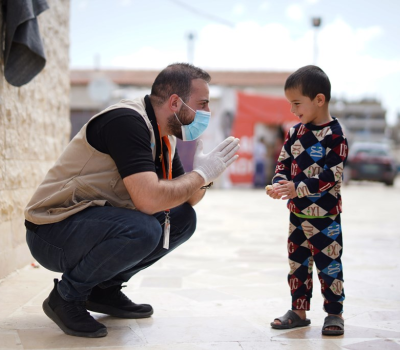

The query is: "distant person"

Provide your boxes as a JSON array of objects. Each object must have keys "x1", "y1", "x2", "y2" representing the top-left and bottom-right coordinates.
[
  {"x1": 253, "y1": 136, "x2": 267, "y2": 187},
  {"x1": 266, "y1": 65, "x2": 348, "y2": 336},
  {"x1": 24, "y1": 63, "x2": 240, "y2": 338}
]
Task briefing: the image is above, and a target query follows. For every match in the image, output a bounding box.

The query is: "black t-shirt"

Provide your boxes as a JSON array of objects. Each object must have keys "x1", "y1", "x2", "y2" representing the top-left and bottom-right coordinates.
[{"x1": 86, "y1": 96, "x2": 185, "y2": 180}]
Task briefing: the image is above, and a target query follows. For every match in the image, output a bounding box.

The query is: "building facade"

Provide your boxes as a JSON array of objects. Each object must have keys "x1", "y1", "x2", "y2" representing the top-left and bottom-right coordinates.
[
  {"x1": 330, "y1": 98, "x2": 388, "y2": 144},
  {"x1": 0, "y1": 0, "x2": 71, "y2": 279}
]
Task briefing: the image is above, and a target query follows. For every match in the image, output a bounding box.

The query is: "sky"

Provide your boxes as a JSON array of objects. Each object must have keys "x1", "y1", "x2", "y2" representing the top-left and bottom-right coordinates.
[{"x1": 69, "y1": 0, "x2": 400, "y2": 125}]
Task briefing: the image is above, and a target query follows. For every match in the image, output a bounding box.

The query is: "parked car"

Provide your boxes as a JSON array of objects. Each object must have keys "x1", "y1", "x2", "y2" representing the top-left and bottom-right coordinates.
[{"x1": 346, "y1": 142, "x2": 398, "y2": 186}]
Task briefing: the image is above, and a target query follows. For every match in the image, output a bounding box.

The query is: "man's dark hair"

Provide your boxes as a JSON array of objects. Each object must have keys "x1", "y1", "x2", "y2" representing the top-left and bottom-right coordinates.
[
  {"x1": 150, "y1": 63, "x2": 211, "y2": 106},
  {"x1": 284, "y1": 65, "x2": 331, "y2": 102}
]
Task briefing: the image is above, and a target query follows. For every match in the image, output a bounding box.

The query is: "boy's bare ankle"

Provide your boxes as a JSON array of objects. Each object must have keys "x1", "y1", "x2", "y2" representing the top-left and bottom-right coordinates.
[{"x1": 293, "y1": 310, "x2": 307, "y2": 319}]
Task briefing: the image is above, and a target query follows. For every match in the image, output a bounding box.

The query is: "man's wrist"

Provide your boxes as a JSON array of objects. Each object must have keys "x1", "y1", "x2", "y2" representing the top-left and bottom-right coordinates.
[
  {"x1": 192, "y1": 169, "x2": 208, "y2": 185},
  {"x1": 200, "y1": 182, "x2": 213, "y2": 190}
]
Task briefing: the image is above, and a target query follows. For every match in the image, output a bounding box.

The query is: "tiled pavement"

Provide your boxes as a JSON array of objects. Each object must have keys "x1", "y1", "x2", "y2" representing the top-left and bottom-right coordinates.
[{"x1": 1, "y1": 180, "x2": 399, "y2": 349}]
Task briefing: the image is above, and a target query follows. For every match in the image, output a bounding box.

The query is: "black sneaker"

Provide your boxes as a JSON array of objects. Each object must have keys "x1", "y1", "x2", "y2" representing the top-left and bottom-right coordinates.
[
  {"x1": 43, "y1": 279, "x2": 107, "y2": 338},
  {"x1": 86, "y1": 284, "x2": 153, "y2": 319}
]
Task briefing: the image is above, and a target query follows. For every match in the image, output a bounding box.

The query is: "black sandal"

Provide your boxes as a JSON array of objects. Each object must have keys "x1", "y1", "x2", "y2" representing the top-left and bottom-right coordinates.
[
  {"x1": 271, "y1": 310, "x2": 311, "y2": 329},
  {"x1": 322, "y1": 315, "x2": 344, "y2": 335}
]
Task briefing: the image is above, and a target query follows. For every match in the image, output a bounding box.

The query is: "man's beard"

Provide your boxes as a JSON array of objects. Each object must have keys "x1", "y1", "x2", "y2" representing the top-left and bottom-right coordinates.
[
  {"x1": 167, "y1": 107, "x2": 192, "y2": 139},
  {"x1": 167, "y1": 114, "x2": 183, "y2": 139}
]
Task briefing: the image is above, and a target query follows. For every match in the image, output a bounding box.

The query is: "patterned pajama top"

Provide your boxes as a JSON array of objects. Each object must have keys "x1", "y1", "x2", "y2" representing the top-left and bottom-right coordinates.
[{"x1": 272, "y1": 118, "x2": 348, "y2": 217}]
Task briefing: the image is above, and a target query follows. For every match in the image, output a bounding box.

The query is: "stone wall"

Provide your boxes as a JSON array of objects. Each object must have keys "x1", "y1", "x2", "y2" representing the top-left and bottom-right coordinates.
[{"x1": 0, "y1": 0, "x2": 70, "y2": 279}]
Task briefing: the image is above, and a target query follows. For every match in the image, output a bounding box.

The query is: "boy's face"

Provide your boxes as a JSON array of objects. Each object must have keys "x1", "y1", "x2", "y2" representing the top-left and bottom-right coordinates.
[{"x1": 285, "y1": 88, "x2": 325, "y2": 125}]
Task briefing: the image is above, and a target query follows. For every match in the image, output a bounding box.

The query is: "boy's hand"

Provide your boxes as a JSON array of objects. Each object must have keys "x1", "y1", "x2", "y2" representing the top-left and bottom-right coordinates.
[
  {"x1": 265, "y1": 183, "x2": 282, "y2": 199},
  {"x1": 275, "y1": 180, "x2": 297, "y2": 200}
]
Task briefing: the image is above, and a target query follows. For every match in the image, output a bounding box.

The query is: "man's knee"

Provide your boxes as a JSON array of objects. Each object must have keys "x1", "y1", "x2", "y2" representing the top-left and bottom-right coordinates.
[
  {"x1": 182, "y1": 202, "x2": 197, "y2": 233},
  {"x1": 122, "y1": 215, "x2": 162, "y2": 252},
  {"x1": 173, "y1": 203, "x2": 197, "y2": 242},
  {"x1": 142, "y1": 218, "x2": 163, "y2": 251}
]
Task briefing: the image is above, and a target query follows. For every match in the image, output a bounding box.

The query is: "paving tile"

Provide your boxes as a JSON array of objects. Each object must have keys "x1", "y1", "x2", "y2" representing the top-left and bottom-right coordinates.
[
  {"x1": 0, "y1": 330, "x2": 23, "y2": 349},
  {"x1": 100, "y1": 342, "x2": 244, "y2": 350},
  {"x1": 272, "y1": 325, "x2": 400, "y2": 340},
  {"x1": 137, "y1": 316, "x2": 269, "y2": 344},
  {"x1": 173, "y1": 288, "x2": 240, "y2": 302},
  {"x1": 240, "y1": 339, "x2": 342, "y2": 350},
  {"x1": 17, "y1": 326, "x2": 144, "y2": 349},
  {"x1": 343, "y1": 339, "x2": 400, "y2": 350},
  {"x1": 368, "y1": 310, "x2": 400, "y2": 321},
  {"x1": 140, "y1": 277, "x2": 183, "y2": 288}
]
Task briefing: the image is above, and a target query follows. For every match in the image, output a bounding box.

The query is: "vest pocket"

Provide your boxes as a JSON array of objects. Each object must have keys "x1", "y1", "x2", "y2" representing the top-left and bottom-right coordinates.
[
  {"x1": 46, "y1": 182, "x2": 107, "y2": 216},
  {"x1": 47, "y1": 200, "x2": 93, "y2": 215}
]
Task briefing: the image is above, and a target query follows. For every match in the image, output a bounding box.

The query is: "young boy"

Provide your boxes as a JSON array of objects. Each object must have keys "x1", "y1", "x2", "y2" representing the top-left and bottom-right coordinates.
[{"x1": 266, "y1": 65, "x2": 348, "y2": 336}]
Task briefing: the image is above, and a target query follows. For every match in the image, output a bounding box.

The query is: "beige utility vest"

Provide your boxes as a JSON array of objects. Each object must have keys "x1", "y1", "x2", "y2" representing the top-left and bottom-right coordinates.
[{"x1": 25, "y1": 97, "x2": 176, "y2": 225}]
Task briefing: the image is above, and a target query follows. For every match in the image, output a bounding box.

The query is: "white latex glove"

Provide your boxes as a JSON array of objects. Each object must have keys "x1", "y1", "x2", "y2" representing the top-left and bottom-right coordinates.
[{"x1": 193, "y1": 136, "x2": 240, "y2": 184}]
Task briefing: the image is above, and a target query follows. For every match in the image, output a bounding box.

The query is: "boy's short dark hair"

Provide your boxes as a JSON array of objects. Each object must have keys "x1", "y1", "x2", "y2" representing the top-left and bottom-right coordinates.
[
  {"x1": 284, "y1": 65, "x2": 331, "y2": 102},
  {"x1": 150, "y1": 63, "x2": 211, "y2": 106}
]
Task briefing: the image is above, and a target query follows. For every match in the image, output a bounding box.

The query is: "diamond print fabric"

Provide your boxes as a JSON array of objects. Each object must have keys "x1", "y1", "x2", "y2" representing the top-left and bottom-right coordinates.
[{"x1": 272, "y1": 118, "x2": 348, "y2": 216}]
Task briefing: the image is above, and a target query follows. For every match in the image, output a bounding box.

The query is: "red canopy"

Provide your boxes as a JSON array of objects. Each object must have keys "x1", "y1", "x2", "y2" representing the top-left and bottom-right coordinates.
[
  {"x1": 233, "y1": 91, "x2": 298, "y2": 134},
  {"x1": 229, "y1": 91, "x2": 298, "y2": 185}
]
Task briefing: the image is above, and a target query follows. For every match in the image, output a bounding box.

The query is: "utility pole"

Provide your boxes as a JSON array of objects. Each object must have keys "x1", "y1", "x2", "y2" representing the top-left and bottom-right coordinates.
[
  {"x1": 312, "y1": 17, "x2": 321, "y2": 65},
  {"x1": 187, "y1": 32, "x2": 195, "y2": 64}
]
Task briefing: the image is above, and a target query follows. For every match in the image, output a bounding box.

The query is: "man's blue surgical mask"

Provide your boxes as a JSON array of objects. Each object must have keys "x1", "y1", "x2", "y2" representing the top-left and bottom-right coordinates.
[{"x1": 174, "y1": 98, "x2": 211, "y2": 141}]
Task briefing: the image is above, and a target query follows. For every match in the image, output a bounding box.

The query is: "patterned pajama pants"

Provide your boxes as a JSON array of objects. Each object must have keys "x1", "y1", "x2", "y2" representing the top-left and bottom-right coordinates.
[{"x1": 288, "y1": 212, "x2": 345, "y2": 315}]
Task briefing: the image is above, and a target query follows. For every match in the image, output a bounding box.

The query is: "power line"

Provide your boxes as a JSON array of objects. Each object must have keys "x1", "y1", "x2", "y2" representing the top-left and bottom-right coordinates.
[{"x1": 169, "y1": 0, "x2": 235, "y2": 28}]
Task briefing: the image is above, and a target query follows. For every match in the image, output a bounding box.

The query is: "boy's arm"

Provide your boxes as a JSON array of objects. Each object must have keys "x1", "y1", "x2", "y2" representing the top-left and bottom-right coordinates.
[
  {"x1": 267, "y1": 130, "x2": 292, "y2": 199},
  {"x1": 271, "y1": 131, "x2": 292, "y2": 184},
  {"x1": 294, "y1": 135, "x2": 348, "y2": 198}
]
